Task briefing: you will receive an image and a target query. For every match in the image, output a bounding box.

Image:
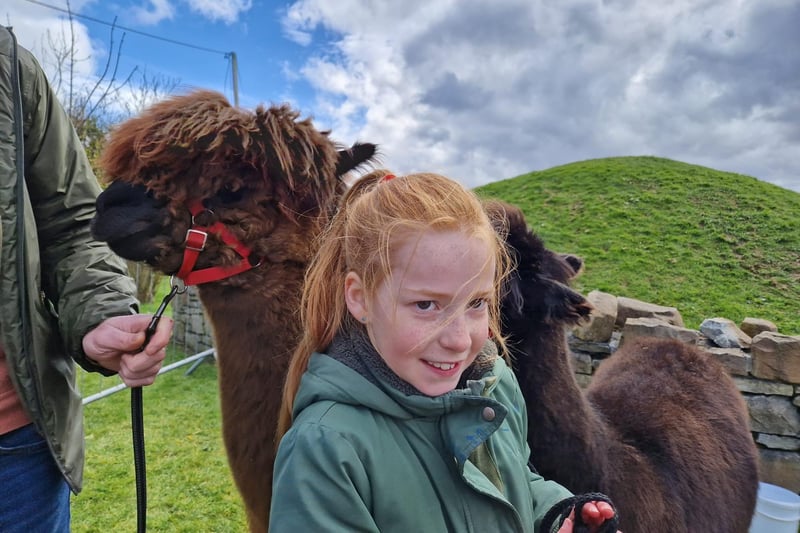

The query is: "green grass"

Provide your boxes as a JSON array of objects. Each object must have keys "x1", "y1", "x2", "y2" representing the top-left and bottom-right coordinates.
[
  {"x1": 477, "y1": 156, "x2": 800, "y2": 333},
  {"x1": 72, "y1": 361, "x2": 247, "y2": 532},
  {"x1": 139, "y1": 276, "x2": 173, "y2": 316}
]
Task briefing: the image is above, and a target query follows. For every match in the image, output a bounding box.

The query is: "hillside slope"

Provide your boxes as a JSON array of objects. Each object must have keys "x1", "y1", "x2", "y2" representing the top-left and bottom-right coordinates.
[{"x1": 477, "y1": 156, "x2": 800, "y2": 333}]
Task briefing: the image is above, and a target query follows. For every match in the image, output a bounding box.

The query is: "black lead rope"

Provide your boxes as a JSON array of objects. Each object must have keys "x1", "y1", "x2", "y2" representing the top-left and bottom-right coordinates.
[
  {"x1": 132, "y1": 281, "x2": 184, "y2": 533},
  {"x1": 131, "y1": 387, "x2": 147, "y2": 533}
]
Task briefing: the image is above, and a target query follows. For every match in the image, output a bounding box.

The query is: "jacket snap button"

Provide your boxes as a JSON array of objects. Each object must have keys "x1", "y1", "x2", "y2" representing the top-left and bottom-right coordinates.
[{"x1": 482, "y1": 407, "x2": 495, "y2": 421}]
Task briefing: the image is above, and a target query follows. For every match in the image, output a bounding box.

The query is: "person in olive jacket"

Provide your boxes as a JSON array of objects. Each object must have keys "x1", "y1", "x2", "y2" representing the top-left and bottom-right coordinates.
[
  {"x1": 271, "y1": 171, "x2": 618, "y2": 532},
  {"x1": 0, "y1": 26, "x2": 173, "y2": 532}
]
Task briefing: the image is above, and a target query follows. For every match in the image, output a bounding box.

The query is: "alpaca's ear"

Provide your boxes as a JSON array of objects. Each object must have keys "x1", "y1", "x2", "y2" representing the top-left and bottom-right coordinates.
[
  {"x1": 335, "y1": 143, "x2": 378, "y2": 177},
  {"x1": 560, "y1": 253, "x2": 584, "y2": 278}
]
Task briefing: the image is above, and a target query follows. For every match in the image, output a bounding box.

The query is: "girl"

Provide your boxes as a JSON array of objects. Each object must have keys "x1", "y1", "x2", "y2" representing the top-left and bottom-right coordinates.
[{"x1": 270, "y1": 170, "x2": 618, "y2": 532}]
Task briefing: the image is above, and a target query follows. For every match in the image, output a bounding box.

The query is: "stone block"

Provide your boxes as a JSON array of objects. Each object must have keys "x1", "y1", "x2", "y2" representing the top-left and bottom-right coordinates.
[
  {"x1": 615, "y1": 296, "x2": 684, "y2": 328},
  {"x1": 758, "y1": 448, "x2": 800, "y2": 493},
  {"x1": 699, "y1": 317, "x2": 752, "y2": 349},
  {"x1": 733, "y1": 377, "x2": 794, "y2": 396},
  {"x1": 620, "y1": 317, "x2": 700, "y2": 347},
  {"x1": 568, "y1": 334, "x2": 613, "y2": 355},
  {"x1": 745, "y1": 395, "x2": 800, "y2": 436},
  {"x1": 573, "y1": 290, "x2": 617, "y2": 342},
  {"x1": 756, "y1": 433, "x2": 800, "y2": 452},
  {"x1": 751, "y1": 332, "x2": 800, "y2": 384},
  {"x1": 574, "y1": 373, "x2": 592, "y2": 389},
  {"x1": 569, "y1": 351, "x2": 593, "y2": 374},
  {"x1": 705, "y1": 347, "x2": 751, "y2": 376},
  {"x1": 740, "y1": 317, "x2": 778, "y2": 338}
]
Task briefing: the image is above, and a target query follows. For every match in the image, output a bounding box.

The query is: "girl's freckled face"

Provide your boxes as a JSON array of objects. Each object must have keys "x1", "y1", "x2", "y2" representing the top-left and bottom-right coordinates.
[{"x1": 365, "y1": 230, "x2": 494, "y2": 396}]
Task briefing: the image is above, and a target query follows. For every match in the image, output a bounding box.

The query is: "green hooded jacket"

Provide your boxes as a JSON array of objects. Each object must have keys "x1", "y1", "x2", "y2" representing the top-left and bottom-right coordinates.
[
  {"x1": 270, "y1": 344, "x2": 573, "y2": 532},
  {"x1": 0, "y1": 26, "x2": 138, "y2": 493}
]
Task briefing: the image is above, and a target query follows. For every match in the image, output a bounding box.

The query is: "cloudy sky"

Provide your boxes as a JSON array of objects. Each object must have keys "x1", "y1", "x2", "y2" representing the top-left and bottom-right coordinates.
[{"x1": 5, "y1": 0, "x2": 799, "y2": 191}]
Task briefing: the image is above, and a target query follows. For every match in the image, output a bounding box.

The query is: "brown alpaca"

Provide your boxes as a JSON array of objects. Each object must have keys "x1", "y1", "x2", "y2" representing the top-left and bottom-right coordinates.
[
  {"x1": 91, "y1": 89, "x2": 377, "y2": 533},
  {"x1": 487, "y1": 200, "x2": 759, "y2": 532}
]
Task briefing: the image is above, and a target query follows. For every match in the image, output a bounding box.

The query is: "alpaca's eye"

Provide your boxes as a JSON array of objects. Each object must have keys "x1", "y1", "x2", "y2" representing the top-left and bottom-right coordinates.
[{"x1": 217, "y1": 186, "x2": 244, "y2": 204}]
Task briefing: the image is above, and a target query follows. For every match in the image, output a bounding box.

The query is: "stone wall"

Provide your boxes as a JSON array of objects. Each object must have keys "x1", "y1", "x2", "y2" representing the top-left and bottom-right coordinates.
[
  {"x1": 571, "y1": 290, "x2": 800, "y2": 494},
  {"x1": 171, "y1": 286, "x2": 215, "y2": 355}
]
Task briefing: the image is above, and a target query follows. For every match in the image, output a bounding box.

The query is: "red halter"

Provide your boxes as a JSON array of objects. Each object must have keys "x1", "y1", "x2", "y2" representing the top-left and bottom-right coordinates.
[{"x1": 174, "y1": 200, "x2": 259, "y2": 286}]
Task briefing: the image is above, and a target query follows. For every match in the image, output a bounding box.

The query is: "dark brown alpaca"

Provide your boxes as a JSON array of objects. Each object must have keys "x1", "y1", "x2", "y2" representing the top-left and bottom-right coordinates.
[
  {"x1": 487, "y1": 200, "x2": 759, "y2": 532},
  {"x1": 91, "y1": 89, "x2": 377, "y2": 533}
]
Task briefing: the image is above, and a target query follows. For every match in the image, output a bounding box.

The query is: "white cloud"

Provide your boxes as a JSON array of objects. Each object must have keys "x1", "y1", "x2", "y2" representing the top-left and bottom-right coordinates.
[
  {"x1": 281, "y1": 1, "x2": 322, "y2": 45},
  {"x1": 128, "y1": 0, "x2": 253, "y2": 25},
  {"x1": 281, "y1": 0, "x2": 800, "y2": 191},
  {"x1": 183, "y1": 0, "x2": 252, "y2": 24}
]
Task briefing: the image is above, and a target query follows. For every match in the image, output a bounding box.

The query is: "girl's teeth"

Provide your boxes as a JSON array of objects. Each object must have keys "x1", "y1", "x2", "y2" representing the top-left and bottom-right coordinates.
[{"x1": 428, "y1": 361, "x2": 456, "y2": 370}]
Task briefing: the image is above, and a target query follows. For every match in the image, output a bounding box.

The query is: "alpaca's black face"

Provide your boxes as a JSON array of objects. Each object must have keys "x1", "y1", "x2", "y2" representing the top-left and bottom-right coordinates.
[
  {"x1": 491, "y1": 202, "x2": 591, "y2": 329},
  {"x1": 91, "y1": 179, "x2": 257, "y2": 268},
  {"x1": 501, "y1": 255, "x2": 591, "y2": 327},
  {"x1": 92, "y1": 182, "x2": 169, "y2": 263}
]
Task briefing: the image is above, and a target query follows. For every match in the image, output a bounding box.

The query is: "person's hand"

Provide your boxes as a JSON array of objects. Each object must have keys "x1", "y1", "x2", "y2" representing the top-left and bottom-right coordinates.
[
  {"x1": 82, "y1": 314, "x2": 173, "y2": 387},
  {"x1": 557, "y1": 500, "x2": 619, "y2": 532}
]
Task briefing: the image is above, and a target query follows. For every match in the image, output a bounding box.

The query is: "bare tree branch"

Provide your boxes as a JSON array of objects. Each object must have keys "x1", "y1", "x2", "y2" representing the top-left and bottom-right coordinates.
[{"x1": 83, "y1": 19, "x2": 125, "y2": 121}]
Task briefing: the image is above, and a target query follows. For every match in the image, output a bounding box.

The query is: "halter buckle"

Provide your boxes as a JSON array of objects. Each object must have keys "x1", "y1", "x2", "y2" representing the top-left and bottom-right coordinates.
[{"x1": 184, "y1": 229, "x2": 208, "y2": 251}]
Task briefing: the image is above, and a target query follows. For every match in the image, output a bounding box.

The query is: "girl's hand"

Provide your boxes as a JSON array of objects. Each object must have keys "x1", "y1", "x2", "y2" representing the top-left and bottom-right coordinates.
[
  {"x1": 581, "y1": 500, "x2": 616, "y2": 526},
  {"x1": 556, "y1": 500, "x2": 619, "y2": 532}
]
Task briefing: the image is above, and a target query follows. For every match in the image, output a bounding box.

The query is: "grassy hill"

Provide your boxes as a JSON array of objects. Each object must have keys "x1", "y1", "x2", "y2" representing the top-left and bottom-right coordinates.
[{"x1": 476, "y1": 156, "x2": 800, "y2": 334}]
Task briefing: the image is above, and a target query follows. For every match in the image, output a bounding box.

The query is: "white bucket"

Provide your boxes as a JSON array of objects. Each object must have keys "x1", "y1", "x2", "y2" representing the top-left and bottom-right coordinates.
[{"x1": 749, "y1": 482, "x2": 800, "y2": 533}]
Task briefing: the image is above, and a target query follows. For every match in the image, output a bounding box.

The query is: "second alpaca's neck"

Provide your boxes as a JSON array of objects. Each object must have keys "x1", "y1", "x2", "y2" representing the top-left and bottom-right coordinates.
[{"x1": 510, "y1": 319, "x2": 612, "y2": 494}]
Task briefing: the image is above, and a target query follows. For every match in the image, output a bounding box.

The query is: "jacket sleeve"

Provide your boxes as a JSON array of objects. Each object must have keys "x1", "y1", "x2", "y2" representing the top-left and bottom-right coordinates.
[
  {"x1": 270, "y1": 421, "x2": 380, "y2": 532},
  {"x1": 528, "y1": 461, "x2": 576, "y2": 531},
  {"x1": 18, "y1": 46, "x2": 138, "y2": 373},
  {"x1": 497, "y1": 362, "x2": 575, "y2": 530}
]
